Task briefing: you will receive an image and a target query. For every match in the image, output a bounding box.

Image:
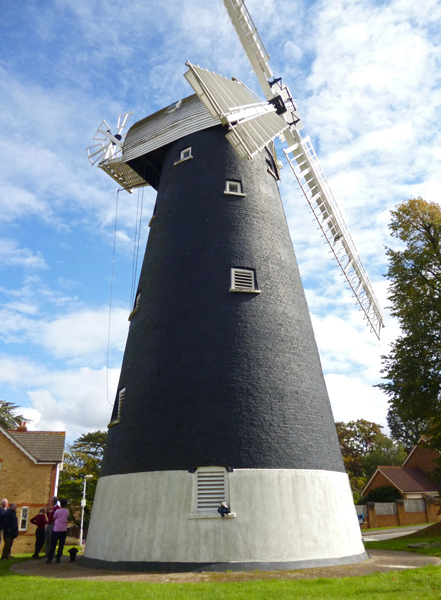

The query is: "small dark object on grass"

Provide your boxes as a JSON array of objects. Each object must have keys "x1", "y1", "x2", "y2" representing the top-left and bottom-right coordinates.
[{"x1": 68, "y1": 548, "x2": 79, "y2": 562}]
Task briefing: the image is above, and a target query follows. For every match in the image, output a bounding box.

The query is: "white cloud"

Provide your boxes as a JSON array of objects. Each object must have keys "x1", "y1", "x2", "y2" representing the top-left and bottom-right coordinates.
[
  {"x1": 0, "y1": 354, "x2": 120, "y2": 441},
  {"x1": 0, "y1": 239, "x2": 47, "y2": 270},
  {"x1": 326, "y1": 373, "x2": 389, "y2": 430},
  {"x1": 36, "y1": 307, "x2": 129, "y2": 364}
]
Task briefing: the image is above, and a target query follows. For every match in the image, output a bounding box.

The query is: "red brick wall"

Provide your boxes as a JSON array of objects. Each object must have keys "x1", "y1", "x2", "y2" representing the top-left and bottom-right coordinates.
[
  {"x1": 405, "y1": 446, "x2": 440, "y2": 475},
  {"x1": 364, "y1": 471, "x2": 396, "y2": 496}
]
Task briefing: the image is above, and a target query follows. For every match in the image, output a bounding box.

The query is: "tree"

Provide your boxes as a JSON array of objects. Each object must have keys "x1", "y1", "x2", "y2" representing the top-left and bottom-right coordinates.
[
  {"x1": 336, "y1": 419, "x2": 407, "y2": 497},
  {"x1": 378, "y1": 198, "x2": 441, "y2": 450},
  {"x1": 362, "y1": 434, "x2": 407, "y2": 479},
  {"x1": 336, "y1": 419, "x2": 383, "y2": 478},
  {"x1": 57, "y1": 431, "x2": 107, "y2": 530},
  {"x1": 335, "y1": 419, "x2": 383, "y2": 495},
  {"x1": 0, "y1": 400, "x2": 30, "y2": 429},
  {"x1": 386, "y1": 405, "x2": 429, "y2": 451}
]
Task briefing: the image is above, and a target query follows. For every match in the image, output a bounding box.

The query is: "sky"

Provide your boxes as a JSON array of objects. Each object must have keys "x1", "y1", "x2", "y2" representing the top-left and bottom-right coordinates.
[{"x1": 1, "y1": 0, "x2": 440, "y2": 442}]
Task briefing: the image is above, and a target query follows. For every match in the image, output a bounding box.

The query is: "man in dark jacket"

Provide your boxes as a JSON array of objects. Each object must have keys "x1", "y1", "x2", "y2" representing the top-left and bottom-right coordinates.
[
  {"x1": 0, "y1": 498, "x2": 8, "y2": 545},
  {"x1": 1, "y1": 503, "x2": 18, "y2": 560}
]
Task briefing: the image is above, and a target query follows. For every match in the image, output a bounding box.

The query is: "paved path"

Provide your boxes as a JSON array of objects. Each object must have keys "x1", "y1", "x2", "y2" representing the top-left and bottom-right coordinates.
[
  {"x1": 363, "y1": 524, "x2": 433, "y2": 542},
  {"x1": 10, "y1": 551, "x2": 441, "y2": 583}
]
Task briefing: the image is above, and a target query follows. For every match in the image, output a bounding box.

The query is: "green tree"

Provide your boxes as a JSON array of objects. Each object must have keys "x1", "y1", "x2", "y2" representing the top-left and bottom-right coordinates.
[
  {"x1": 378, "y1": 198, "x2": 441, "y2": 451},
  {"x1": 362, "y1": 433, "x2": 407, "y2": 479},
  {"x1": 336, "y1": 419, "x2": 408, "y2": 496},
  {"x1": 58, "y1": 430, "x2": 107, "y2": 530},
  {"x1": 386, "y1": 405, "x2": 429, "y2": 450},
  {"x1": 0, "y1": 400, "x2": 30, "y2": 429},
  {"x1": 335, "y1": 419, "x2": 383, "y2": 494}
]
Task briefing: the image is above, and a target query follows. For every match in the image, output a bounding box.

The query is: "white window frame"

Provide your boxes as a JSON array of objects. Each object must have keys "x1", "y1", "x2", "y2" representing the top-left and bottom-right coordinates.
[
  {"x1": 174, "y1": 146, "x2": 193, "y2": 165},
  {"x1": 19, "y1": 506, "x2": 29, "y2": 531},
  {"x1": 187, "y1": 466, "x2": 235, "y2": 519},
  {"x1": 229, "y1": 268, "x2": 261, "y2": 294},
  {"x1": 108, "y1": 387, "x2": 125, "y2": 428},
  {"x1": 224, "y1": 180, "x2": 246, "y2": 197}
]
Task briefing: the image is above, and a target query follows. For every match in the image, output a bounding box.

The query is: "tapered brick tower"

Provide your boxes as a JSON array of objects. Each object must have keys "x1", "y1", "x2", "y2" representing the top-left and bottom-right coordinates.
[{"x1": 80, "y1": 96, "x2": 367, "y2": 571}]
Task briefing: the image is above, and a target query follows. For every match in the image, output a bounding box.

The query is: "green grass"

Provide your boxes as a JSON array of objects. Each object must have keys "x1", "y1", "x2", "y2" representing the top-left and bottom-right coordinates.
[
  {"x1": 1, "y1": 556, "x2": 441, "y2": 599},
  {"x1": 363, "y1": 523, "x2": 432, "y2": 532},
  {"x1": 364, "y1": 521, "x2": 441, "y2": 556},
  {"x1": 365, "y1": 534, "x2": 441, "y2": 556}
]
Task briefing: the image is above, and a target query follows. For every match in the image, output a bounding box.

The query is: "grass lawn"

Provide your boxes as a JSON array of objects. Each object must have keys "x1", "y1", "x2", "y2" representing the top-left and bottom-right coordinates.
[
  {"x1": 1, "y1": 554, "x2": 441, "y2": 599},
  {"x1": 364, "y1": 521, "x2": 441, "y2": 556}
]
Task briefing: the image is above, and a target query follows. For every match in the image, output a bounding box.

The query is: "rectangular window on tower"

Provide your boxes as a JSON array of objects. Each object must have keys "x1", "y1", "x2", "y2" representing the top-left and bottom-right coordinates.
[
  {"x1": 188, "y1": 467, "x2": 235, "y2": 519},
  {"x1": 224, "y1": 180, "x2": 246, "y2": 196},
  {"x1": 108, "y1": 387, "x2": 125, "y2": 428},
  {"x1": 230, "y1": 268, "x2": 261, "y2": 294},
  {"x1": 174, "y1": 147, "x2": 193, "y2": 165}
]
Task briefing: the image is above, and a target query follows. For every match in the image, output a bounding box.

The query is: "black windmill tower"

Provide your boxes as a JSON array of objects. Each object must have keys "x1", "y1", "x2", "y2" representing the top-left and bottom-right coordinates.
[{"x1": 82, "y1": 0, "x2": 382, "y2": 572}]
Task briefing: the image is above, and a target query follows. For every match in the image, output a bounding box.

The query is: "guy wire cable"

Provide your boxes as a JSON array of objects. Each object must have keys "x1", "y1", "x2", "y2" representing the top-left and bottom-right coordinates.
[
  {"x1": 133, "y1": 187, "x2": 144, "y2": 301},
  {"x1": 130, "y1": 188, "x2": 141, "y2": 308},
  {"x1": 106, "y1": 188, "x2": 121, "y2": 406}
]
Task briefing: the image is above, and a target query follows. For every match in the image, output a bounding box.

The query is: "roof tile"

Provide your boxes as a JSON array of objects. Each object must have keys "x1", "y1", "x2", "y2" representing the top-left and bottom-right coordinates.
[
  {"x1": 8, "y1": 430, "x2": 65, "y2": 462},
  {"x1": 379, "y1": 466, "x2": 441, "y2": 493}
]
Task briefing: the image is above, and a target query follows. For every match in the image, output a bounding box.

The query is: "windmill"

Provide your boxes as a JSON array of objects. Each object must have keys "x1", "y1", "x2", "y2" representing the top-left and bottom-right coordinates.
[{"x1": 80, "y1": 0, "x2": 377, "y2": 572}]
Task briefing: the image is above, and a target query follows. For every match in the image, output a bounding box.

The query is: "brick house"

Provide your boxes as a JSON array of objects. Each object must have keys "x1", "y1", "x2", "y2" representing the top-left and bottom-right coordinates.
[
  {"x1": 358, "y1": 437, "x2": 441, "y2": 529},
  {"x1": 362, "y1": 436, "x2": 441, "y2": 501},
  {"x1": 0, "y1": 424, "x2": 65, "y2": 553}
]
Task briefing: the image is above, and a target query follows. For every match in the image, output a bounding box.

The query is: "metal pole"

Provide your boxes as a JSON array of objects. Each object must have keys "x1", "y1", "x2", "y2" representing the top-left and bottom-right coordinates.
[
  {"x1": 79, "y1": 475, "x2": 92, "y2": 546},
  {"x1": 79, "y1": 477, "x2": 87, "y2": 546}
]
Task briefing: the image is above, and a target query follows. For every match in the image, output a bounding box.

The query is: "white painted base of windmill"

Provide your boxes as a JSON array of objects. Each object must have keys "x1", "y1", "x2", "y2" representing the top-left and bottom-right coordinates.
[{"x1": 81, "y1": 469, "x2": 367, "y2": 571}]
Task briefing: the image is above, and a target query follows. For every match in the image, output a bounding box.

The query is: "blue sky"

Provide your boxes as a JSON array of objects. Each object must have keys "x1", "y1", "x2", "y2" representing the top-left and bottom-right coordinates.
[{"x1": 1, "y1": 0, "x2": 441, "y2": 441}]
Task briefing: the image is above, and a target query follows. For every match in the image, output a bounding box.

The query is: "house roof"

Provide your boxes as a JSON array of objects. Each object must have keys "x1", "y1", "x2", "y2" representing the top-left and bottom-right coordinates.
[
  {"x1": 402, "y1": 435, "x2": 438, "y2": 467},
  {"x1": 5, "y1": 429, "x2": 65, "y2": 463},
  {"x1": 375, "y1": 466, "x2": 441, "y2": 494}
]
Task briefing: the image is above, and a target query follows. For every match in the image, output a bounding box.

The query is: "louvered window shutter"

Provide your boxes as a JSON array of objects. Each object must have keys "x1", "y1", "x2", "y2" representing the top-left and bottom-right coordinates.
[
  {"x1": 231, "y1": 268, "x2": 255, "y2": 291},
  {"x1": 196, "y1": 468, "x2": 226, "y2": 512}
]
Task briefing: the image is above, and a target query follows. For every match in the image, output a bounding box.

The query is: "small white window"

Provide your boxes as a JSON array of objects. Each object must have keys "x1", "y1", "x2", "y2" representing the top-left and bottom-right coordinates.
[
  {"x1": 224, "y1": 180, "x2": 246, "y2": 196},
  {"x1": 174, "y1": 147, "x2": 193, "y2": 165},
  {"x1": 19, "y1": 507, "x2": 29, "y2": 531},
  {"x1": 230, "y1": 268, "x2": 261, "y2": 293},
  {"x1": 108, "y1": 387, "x2": 125, "y2": 427},
  {"x1": 117, "y1": 388, "x2": 125, "y2": 421}
]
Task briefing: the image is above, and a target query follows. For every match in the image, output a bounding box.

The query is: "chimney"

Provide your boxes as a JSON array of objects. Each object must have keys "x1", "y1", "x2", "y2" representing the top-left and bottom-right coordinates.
[{"x1": 17, "y1": 422, "x2": 27, "y2": 432}]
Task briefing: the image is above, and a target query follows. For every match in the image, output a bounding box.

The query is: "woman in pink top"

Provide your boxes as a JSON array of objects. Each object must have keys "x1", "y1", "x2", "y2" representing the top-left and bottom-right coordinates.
[{"x1": 46, "y1": 499, "x2": 69, "y2": 564}]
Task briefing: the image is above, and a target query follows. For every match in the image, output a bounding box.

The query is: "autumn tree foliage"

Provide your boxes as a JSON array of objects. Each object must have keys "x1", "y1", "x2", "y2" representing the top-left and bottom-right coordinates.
[
  {"x1": 378, "y1": 198, "x2": 441, "y2": 448},
  {"x1": 335, "y1": 419, "x2": 406, "y2": 498}
]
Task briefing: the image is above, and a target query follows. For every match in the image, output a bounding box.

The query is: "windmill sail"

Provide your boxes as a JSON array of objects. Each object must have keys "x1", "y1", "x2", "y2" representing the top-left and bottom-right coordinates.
[
  {"x1": 223, "y1": 0, "x2": 384, "y2": 338},
  {"x1": 185, "y1": 62, "x2": 288, "y2": 159}
]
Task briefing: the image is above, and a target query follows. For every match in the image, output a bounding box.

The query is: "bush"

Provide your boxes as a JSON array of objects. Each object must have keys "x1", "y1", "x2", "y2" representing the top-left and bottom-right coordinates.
[{"x1": 364, "y1": 486, "x2": 402, "y2": 503}]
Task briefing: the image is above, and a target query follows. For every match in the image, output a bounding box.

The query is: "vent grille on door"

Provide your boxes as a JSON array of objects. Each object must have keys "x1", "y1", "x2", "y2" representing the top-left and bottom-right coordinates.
[{"x1": 196, "y1": 468, "x2": 226, "y2": 512}]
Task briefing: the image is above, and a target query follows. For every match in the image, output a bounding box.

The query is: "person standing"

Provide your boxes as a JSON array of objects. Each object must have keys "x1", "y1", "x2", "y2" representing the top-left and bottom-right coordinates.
[
  {"x1": 44, "y1": 496, "x2": 59, "y2": 557},
  {"x1": 46, "y1": 499, "x2": 69, "y2": 564},
  {"x1": 0, "y1": 498, "x2": 8, "y2": 545},
  {"x1": 1, "y1": 503, "x2": 18, "y2": 560},
  {"x1": 30, "y1": 508, "x2": 48, "y2": 559}
]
